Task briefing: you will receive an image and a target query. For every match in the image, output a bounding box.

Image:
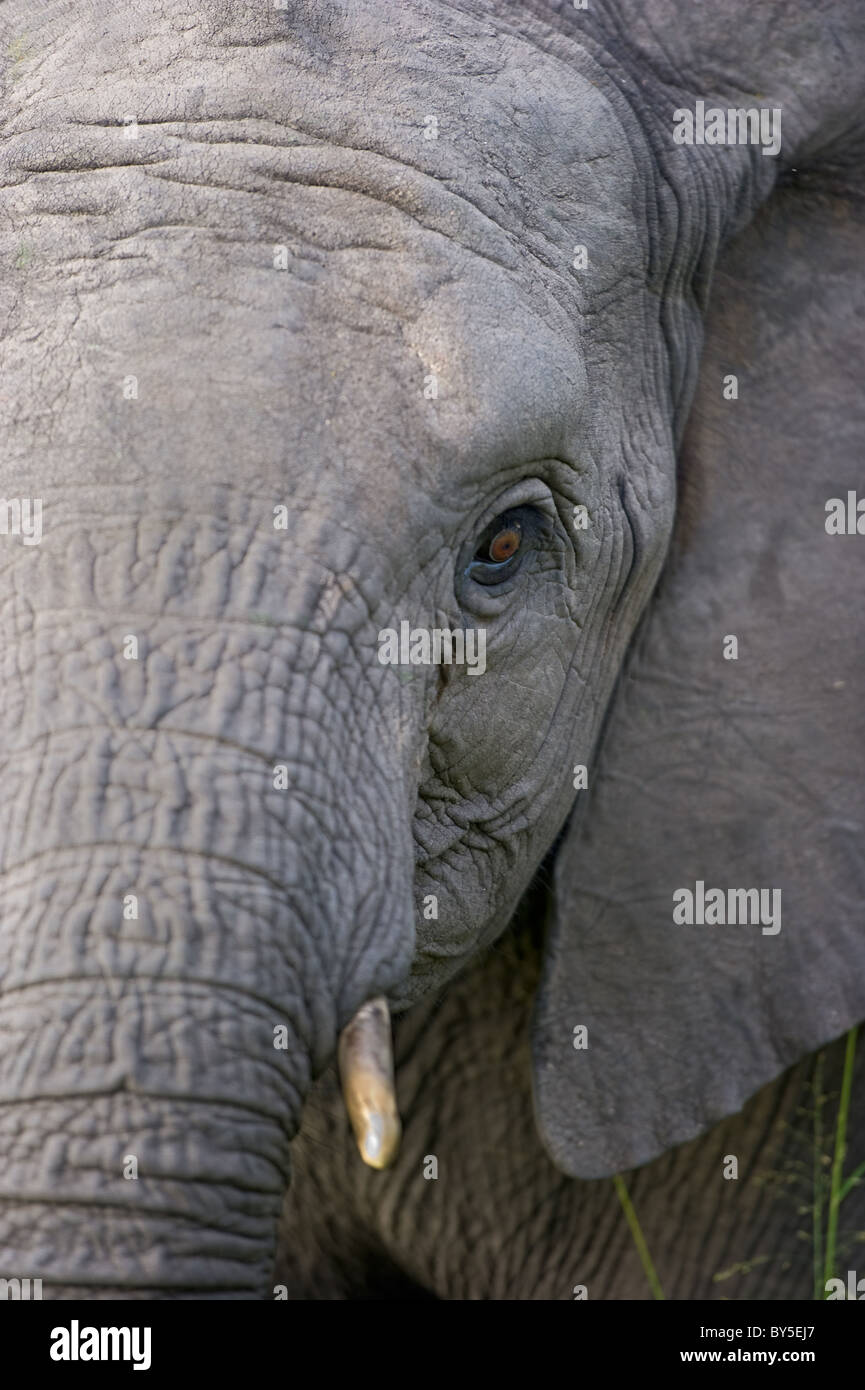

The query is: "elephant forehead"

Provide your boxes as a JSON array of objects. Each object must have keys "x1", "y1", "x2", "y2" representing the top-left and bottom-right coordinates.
[
  {"x1": 2, "y1": 0, "x2": 649, "y2": 503},
  {"x1": 5, "y1": 0, "x2": 641, "y2": 213},
  {"x1": 33, "y1": 257, "x2": 591, "y2": 510},
  {"x1": 4, "y1": 0, "x2": 645, "y2": 303},
  {"x1": 6, "y1": 156, "x2": 601, "y2": 502}
]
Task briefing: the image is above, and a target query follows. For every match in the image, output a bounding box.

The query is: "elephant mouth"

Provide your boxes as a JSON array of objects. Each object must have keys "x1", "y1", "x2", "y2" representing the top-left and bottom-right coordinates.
[{"x1": 338, "y1": 996, "x2": 402, "y2": 1170}]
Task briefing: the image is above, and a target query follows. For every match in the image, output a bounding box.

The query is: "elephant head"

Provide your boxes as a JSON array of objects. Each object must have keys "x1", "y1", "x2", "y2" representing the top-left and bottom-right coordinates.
[{"x1": 1, "y1": 0, "x2": 863, "y2": 1297}]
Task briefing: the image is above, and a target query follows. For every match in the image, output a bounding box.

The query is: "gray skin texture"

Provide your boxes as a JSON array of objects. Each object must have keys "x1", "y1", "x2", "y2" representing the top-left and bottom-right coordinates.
[
  {"x1": 278, "y1": 162, "x2": 865, "y2": 1299},
  {"x1": 0, "y1": 0, "x2": 863, "y2": 1299}
]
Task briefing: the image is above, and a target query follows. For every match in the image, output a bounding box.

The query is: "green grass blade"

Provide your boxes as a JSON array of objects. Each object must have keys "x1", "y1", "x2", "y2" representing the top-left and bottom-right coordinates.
[
  {"x1": 813, "y1": 1052, "x2": 825, "y2": 1301},
  {"x1": 823, "y1": 1026, "x2": 859, "y2": 1294},
  {"x1": 614, "y1": 1173, "x2": 665, "y2": 1300},
  {"x1": 838, "y1": 1161, "x2": 865, "y2": 1203}
]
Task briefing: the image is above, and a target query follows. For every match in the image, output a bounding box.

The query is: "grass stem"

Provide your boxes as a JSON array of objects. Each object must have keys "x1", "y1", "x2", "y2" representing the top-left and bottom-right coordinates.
[
  {"x1": 812, "y1": 1052, "x2": 824, "y2": 1301},
  {"x1": 822, "y1": 1026, "x2": 859, "y2": 1295},
  {"x1": 614, "y1": 1173, "x2": 665, "y2": 1300}
]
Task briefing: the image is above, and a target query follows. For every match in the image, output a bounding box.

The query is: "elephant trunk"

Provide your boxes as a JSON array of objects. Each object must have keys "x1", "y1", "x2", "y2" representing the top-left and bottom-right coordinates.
[
  {"x1": 0, "y1": 974, "x2": 306, "y2": 1298},
  {"x1": 0, "y1": 789, "x2": 413, "y2": 1296},
  {"x1": 0, "y1": 508, "x2": 418, "y2": 1297},
  {"x1": 0, "y1": 783, "x2": 413, "y2": 1296}
]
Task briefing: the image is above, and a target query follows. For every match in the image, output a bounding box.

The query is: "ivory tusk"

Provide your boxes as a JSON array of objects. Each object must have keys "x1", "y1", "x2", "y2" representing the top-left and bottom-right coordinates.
[{"x1": 337, "y1": 995, "x2": 401, "y2": 1169}]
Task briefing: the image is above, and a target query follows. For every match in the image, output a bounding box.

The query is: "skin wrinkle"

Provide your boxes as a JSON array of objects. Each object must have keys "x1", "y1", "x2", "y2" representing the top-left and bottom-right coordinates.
[
  {"x1": 0, "y1": 1063, "x2": 305, "y2": 1131},
  {"x1": 4, "y1": 558, "x2": 417, "y2": 961},
  {"x1": 10, "y1": 123, "x2": 528, "y2": 278},
  {"x1": 10, "y1": 511, "x2": 406, "y2": 730}
]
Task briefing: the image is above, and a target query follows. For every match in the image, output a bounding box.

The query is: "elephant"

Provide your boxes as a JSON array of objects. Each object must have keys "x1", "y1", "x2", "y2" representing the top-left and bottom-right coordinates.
[{"x1": 1, "y1": 0, "x2": 864, "y2": 1302}]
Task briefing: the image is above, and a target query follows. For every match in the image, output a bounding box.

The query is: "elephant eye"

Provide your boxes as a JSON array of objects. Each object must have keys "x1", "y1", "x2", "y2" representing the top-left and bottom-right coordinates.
[
  {"x1": 481, "y1": 523, "x2": 522, "y2": 564},
  {"x1": 465, "y1": 509, "x2": 535, "y2": 587}
]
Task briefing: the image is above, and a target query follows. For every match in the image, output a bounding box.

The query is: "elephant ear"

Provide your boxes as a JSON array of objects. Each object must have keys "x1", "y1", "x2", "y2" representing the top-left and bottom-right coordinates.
[{"x1": 532, "y1": 164, "x2": 865, "y2": 1178}]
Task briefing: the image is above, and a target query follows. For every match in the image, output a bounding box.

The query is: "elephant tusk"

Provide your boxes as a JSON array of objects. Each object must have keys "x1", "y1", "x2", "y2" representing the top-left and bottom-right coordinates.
[{"x1": 338, "y1": 995, "x2": 402, "y2": 1170}]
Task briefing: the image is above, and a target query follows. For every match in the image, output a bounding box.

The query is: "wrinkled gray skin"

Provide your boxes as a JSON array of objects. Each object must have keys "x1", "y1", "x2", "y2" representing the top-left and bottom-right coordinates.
[{"x1": 1, "y1": 0, "x2": 864, "y2": 1298}]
